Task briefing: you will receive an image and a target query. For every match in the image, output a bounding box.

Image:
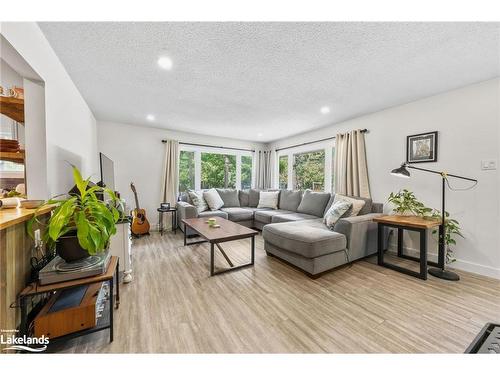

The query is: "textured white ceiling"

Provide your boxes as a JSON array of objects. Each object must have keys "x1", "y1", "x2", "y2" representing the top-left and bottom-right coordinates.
[{"x1": 39, "y1": 22, "x2": 500, "y2": 143}]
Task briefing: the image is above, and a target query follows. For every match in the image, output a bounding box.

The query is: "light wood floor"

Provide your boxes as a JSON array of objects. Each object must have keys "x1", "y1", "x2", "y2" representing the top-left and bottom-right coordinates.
[{"x1": 52, "y1": 231, "x2": 500, "y2": 353}]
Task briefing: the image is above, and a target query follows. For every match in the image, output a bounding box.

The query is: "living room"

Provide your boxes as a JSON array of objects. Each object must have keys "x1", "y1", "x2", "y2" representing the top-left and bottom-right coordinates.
[{"x1": 1, "y1": 1, "x2": 499, "y2": 373}]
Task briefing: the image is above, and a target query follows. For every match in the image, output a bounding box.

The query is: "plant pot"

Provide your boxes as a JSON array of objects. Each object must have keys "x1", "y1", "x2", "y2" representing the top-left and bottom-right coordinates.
[{"x1": 56, "y1": 232, "x2": 90, "y2": 262}]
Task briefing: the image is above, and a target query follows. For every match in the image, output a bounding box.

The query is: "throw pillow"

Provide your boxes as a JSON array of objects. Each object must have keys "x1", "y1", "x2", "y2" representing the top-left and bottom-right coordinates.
[
  {"x1": 239, "y1": 190, "x2": 250, "y2": 207},
  {"x1": 296, "y1": 190, "x2": 331, "y2": 217},
  {"x1": 257, "y1": 191, "x2": 279, "y2": 209},
  {"x1": 333, "y1": 194, "x2": 366, "y2": 217},
  {"x1": 216, "y1": 188, "x2": 240, "y2": 207},
  {"x1": 203, "y1": 188, "x2": 225, "y2": 211},
  {"x1": 187, "y1": 190, "x2": 208, "y2": 214},
  {"x1": 323, "y1": 199, "x2": 352, "y2": 229},
  {"x1": 278, "y1": 190, "x2": 302, "y2": 211},
  {"x1": 249, "y1": 189, "x2": 261, "y2": 207}
]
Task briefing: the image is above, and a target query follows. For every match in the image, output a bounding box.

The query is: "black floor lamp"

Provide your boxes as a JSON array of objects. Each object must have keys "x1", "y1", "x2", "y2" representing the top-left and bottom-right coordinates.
[{"x1": 390, "y1": 162, "x2": 478, "y2": 281}]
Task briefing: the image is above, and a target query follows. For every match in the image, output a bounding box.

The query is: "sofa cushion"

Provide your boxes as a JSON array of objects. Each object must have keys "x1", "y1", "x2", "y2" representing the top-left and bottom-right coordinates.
[
  {"x1": 278, "y1": 190, "x2": 302, "y2": 212},
  {"x1": 323, "y1": 199, "x2": 352, "y2": 229},
  {"x1": 239, "y1": 190, "x2": 250, "y2": 206},
  {"x1": 348, "y1": 196, "x2": 373, "y2": 215},
  {"x1": 263, "y1": 219, "x2": 347, "y2": 258},
  {"x1": 249, "y1": 189, "x2": 261, "y2": 207},
  {"x1": 240, "y1": 207, "x2": 271, "y2": 213},
  {"x1": 203, "y1": 189, "x2": 224, "y2": 211},
  {"x1": 187, "y1": 190, "x2": 208, "y2": 214},
  {"x1": 216, "y1": 188, "x2": 240, "y2": 207},
  {"x1": 254, "y1": 209, "x2": 294, "y2": 224},
  {"x1": 323, "y1": 194, "x2": 335, "y2": 216},
  {"x1": 271, "y1": 212, "x2": 319, "y2": 223},
  {"x1": 297, "y1": 190, "x2": 331, "y2": 217},
  {"x1": 258, "y1": 191, "x2": 279, "y2": 209},
  {"x1": 333, "y1": 194, "x2": 366, "y2": 217},
  {"x1": 220, "y1": 207, "x2": 253, "y2": 222},
  {"x1": 198, "y1": 210, "x2": 228, "y2": 220}
]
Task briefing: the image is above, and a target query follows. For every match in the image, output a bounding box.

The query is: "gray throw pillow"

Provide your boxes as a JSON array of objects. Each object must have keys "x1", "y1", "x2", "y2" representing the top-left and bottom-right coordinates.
[
  {"x1": 278, "y1": 190, "x2": 302, "y2": 212},
  {"x1": 297, "y1": 190, "x2": 331, "y2": 217},
  {"x1": 249, "y1": 189, "x2": 261, "y2": 208},
  {"x1": 239, "y1": 190, "x2": 250, "y2": 207},
  {"x1": 323, "y1": 199, "x2": 352, "y2": 229},
  {"x1": 216, "y1": 188, "x2": 240, "y2": 207}
]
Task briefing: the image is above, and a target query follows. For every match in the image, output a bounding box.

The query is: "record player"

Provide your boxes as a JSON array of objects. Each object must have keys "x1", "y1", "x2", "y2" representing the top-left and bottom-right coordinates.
[{"x1": 38, "y1": 251, "x2": 111, "y2": 285}]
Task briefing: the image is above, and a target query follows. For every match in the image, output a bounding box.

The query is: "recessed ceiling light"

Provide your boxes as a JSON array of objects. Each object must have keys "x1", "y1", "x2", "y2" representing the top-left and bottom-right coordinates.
[
  {"x1": 157, "y1": 56, "x2": 173, "y2": 70},
  {"x1": 146, "y1": 114, "x2": 155, "y2": 121},
  {"x1": 320, "y1": 106, "x2": 331, "y2": 114},
  {"x1": 257, "y1": 133, "x2": 263, "y2": 137}
]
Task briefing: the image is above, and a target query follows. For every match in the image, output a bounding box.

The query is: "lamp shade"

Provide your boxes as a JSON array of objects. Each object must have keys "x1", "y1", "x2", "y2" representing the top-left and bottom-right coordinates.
[{"x1": 391, "y1": 164, "x2": 410, "y2": 178}]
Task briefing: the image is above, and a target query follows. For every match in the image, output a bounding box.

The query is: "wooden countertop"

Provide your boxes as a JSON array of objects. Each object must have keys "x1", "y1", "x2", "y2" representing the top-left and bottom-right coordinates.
[
  {"x1": 373, "y1": 215, "x2": 441, "y2": 229},
  {"x1": 0, "y1": 205, "x2": 54, "y2": 230}
]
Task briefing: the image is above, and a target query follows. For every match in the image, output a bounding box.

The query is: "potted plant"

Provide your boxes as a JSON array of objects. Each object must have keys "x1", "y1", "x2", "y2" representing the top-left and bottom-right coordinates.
[
  {"x1": 430, "y1": 210, "x2": 464, "y2": 264},
  {"x1": 29, "y1": 165, "x2": 121, "y2": 262},
  {"x1": 387, "y1": 189, "x2": 432, "y2": 216}
]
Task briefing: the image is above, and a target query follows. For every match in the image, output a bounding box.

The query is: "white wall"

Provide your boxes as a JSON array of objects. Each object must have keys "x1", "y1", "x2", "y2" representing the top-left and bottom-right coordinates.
[
  {"x1": 1, "y1": 22, "x2": 98, "y2": 196},
  {"x1": 269, "y1": 79, "x2": 500, "y2": 278},
  {"x1": 97, "y1": 121, "x2": 265, "y2": 229}
]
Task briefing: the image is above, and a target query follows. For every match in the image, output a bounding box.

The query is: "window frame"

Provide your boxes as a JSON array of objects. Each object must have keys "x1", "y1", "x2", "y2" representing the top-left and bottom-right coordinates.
[
  {"x1": 274, "y1": 139, "x2": 334, "y2": 193},
  {"x1": 178, "y1": 144, "x2": 255, "y2": 191}
]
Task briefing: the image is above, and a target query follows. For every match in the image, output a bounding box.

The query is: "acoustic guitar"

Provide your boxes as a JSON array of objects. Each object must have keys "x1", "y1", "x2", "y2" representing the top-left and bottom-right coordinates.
[{"x1": 130, "y1": 182, "x2": 150, "y2": 236}]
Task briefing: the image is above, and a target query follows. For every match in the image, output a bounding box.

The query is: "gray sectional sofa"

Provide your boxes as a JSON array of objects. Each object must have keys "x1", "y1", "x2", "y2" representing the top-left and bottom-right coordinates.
[{"x1": 176, "y1": 188, "x2": 384, "y2": 278}]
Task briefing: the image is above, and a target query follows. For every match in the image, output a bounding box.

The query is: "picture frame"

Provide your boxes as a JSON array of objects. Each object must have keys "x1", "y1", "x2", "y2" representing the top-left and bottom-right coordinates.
[{"x1": 406, "y1": 131, "x2": 438, "y2": 163}]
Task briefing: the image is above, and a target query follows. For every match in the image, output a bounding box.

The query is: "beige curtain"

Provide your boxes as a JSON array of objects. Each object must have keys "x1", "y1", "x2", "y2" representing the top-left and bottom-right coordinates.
[
  {"x1": 334, "y1": 129, "x2": 371, "y2": 198},
  {"x1": 255, "y1": 150, "x2": 273, "y2": 189},
  {"x1": 161, "y1": 140, "x2": 179, "y2": 228}
]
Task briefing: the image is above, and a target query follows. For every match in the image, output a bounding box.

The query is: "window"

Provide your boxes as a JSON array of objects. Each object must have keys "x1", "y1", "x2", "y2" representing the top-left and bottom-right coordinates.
[
  {"x1": 201, "y1": 153, "x2": 236, "y2": 189},
  {"x1": 241, "y1": 155, "x2": 252, "y2": 190},
  {"x1": 279, "y1": 155, "x2": 288, "y2": 189},
  {"x1": 178, "y1": 150, "x2": 195, "y2": 192},
  {"x1": 292, "y1": 150, "x2": 325, "y2": 191}
]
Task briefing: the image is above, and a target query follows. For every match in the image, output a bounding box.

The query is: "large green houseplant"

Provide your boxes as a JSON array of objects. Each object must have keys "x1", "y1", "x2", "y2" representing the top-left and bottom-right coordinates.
[{"x1": 29, "y1": 165, "x2": 121, "y2": 262}]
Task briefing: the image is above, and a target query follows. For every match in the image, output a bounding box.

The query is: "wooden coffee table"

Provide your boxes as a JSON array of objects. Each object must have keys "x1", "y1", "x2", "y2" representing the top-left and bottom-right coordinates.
[{"x1": 182, "y1": 217, "x2": 257, "y2": 276}]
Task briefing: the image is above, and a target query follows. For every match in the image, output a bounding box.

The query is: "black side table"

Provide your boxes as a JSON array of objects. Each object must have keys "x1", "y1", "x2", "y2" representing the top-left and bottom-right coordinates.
[
  {"x1": 157, "y1": 207, "x2": 177, "y2": 235},
  {"x1": 374, "y1": 215, "x2": 441, "y2": 280}
]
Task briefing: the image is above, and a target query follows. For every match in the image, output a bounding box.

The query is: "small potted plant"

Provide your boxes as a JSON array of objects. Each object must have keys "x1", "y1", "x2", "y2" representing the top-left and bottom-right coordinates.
[
  {"x1": 387, "y1": 189, "x2": 432, "y2": 216},
  {"x1": 29, "y1": 165, "x2": 121, "y2": 262},
  {"x1": 430, "y1": 210, "x2": 464, "y2": 264}
]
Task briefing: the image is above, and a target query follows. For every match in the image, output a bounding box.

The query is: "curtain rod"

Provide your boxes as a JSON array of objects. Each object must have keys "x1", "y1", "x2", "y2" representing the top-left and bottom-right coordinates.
[
  {"x1": 275, "y1": 129, "x2": 368, "y2": 152},
  {"x1": 162, "y1": 140, "x2": 255, "y2": 153}
]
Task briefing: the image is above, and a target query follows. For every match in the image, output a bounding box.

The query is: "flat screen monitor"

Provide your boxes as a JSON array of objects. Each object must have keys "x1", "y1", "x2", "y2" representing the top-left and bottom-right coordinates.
[{"x1": 99, "y1": 152, "x2": 115, "y2": 191}]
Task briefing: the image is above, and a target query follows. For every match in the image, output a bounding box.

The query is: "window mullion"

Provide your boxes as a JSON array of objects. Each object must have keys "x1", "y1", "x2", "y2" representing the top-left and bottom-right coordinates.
[
  {"x1": 194, "y1": 150, "x2": 201, "y2": 190},
  {"x1": 236, "y1": 154, "x2": 242, "y2": 189}
]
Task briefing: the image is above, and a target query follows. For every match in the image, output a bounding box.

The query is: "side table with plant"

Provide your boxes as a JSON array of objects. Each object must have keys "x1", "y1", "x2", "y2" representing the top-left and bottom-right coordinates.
[{"x1": 387, "y1": 189, "x2": 463, "y2": 267}]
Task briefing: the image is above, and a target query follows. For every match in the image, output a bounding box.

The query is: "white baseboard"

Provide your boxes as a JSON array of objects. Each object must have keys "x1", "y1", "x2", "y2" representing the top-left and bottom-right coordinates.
[{"x1": 387, "y1": 244, "x2": 500, "y2": 280}]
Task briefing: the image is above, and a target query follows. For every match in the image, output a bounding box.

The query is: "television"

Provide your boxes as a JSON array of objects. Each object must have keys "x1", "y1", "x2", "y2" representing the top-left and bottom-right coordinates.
[{"x1": 99, "y1": 152, "x2": 115, "y2": 191}]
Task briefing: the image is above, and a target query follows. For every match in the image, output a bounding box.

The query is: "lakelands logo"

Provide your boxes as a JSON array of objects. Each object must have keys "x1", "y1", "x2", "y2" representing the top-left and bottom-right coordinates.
[{"x1": 1, "y1": 329, "x2": 49, "y2": 352}]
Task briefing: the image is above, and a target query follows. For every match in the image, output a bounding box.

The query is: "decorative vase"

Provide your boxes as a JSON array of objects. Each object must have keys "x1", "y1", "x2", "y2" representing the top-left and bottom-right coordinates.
[{"x1": 56, "y1": 232, "x2": 89, "y2": 262}]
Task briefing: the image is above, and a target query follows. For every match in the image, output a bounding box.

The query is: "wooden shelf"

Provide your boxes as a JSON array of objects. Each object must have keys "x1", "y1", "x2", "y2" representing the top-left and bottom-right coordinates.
[
  {"x1": 0, "y1": 96, "x2": 24, "y2": 123},
  {"x1": 0, "y1": 150, "x2": 25, "y2": 164}
]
